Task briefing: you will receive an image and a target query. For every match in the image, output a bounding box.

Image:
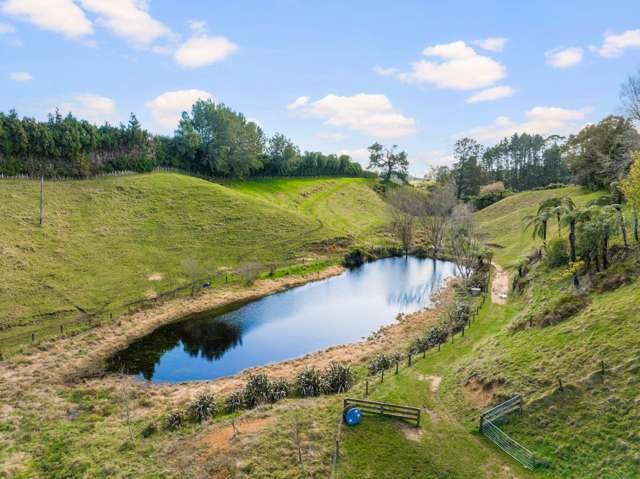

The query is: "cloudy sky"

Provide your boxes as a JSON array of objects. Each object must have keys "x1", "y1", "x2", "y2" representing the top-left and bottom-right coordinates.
[{"x1": 1, "y1": 0, "x2": 639, "y2": 175}]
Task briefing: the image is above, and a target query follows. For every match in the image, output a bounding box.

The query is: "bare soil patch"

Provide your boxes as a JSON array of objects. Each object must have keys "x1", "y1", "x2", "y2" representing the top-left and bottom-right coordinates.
[
  {"x1": 491, "y1": 263, "x2": 509, "y2": 305},
  {"x1": 203, "y1": 417, "x2": 276, "y2": 452},
  {"x1": 418, "y1": 374, "x2": 442, "y2": 393},
  {"x1": 399, "y1": 422, "x2": 424, "y2": 441},
  {"x1": 462, "y1": 378, "x2": 500, "y2": 409},
  {"x1": 147, "y1": 273, "x2": 163, "y2": 281}
]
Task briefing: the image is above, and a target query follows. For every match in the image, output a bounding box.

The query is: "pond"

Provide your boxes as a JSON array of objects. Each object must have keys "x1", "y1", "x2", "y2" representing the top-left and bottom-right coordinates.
[{"x1": 106, "y1": 256, "x2": 459, "y2": 383}]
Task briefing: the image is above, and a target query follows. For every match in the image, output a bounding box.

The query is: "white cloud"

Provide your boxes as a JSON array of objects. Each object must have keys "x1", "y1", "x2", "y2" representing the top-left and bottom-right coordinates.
[
  {"x1": 289, "y1": 93, "x2": 418, "y2": 139},
  {"x1": 546, "y1": 47, "x2": 583, "y2": 68},
  {"x1": 338, "y1": 148, "x2": 369, "y2": 165},
  {"x1": 188, "y1": 20, "x2": 207, "y2": 35},
  {"x1": 59, "y1": 94, "x2": 117, "y2": 124},
  {"x1": 466, "y1": 85, "x2": 514, "y2": 103},
  {"x1": 174, "y1": 35, "x2": 237, "y2": 68},
  {"x1": 78, "y1": 0, "x2": 171, "y2": 48},
  {"x1": 1, "y1": 0, "x2": 93, "y2": 38},
  {"x1": 466, "y1": 106, "x2": 592, "y2": 142},
  {"x1": 372, "y1": 66, "x2": 399, "y2": 77},
  {"x1": 287, "y1": 96, "x2": 310, "y2": 110},
  {"x1": 379, "y1": 41, "x2": 506, "y2": 90},
  {"x1": 473, "y1": 37, "x2": 508, "y2": 52},
  {"x1": 316, "y1": 131, "x2": 348, "y2": 142},
  {"x1": 145, "y1": 89, "x2": 214, "y2": 131},
  {"x1": 0, "y1": 22, "x2": 16, "y2": 34},
  {"x1": 9, "y1": 71, "x2": 32, "y2": 81},
  {"x1": 593, "y1": 29, "x2": 640, "y2": 58}
]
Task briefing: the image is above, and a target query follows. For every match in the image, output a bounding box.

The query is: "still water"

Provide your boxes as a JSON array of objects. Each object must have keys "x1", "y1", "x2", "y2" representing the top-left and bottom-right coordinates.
[{"x1": 107, "y1": 257, "x2": 458, "y2": 382}]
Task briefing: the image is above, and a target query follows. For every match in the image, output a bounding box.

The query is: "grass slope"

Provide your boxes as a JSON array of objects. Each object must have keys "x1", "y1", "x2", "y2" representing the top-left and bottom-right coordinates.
[
  {"x1": 0, "y1": 173, "x2": 387, "y2": 342},
  {"x1": 475, "y1": 186, "x2": 601, "y2": 268},
  {"x1": 316, "y1": 186, "x2": 639, "y2": 478},
  {"x1": 225, "y1": 177, "x2": 387, "y2": 237}
]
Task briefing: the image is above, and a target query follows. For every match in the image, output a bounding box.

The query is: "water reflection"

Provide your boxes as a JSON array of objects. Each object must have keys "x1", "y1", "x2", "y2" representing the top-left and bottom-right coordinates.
[{"x1": 107, "y1": 256, "x2": 458, "y2": 383}]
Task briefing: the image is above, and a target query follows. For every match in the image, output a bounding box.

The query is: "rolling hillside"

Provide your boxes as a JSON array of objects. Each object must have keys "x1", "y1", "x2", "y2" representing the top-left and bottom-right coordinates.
[
  {"x1": 237, "y1": 185, "x2": 639, "y2": 479},
  {"x1": 474, "y1": 186, "x2": 602, "y2": 268},
  {"x1": 0, "y1": 173, "x2": 388, "y2": 343}
]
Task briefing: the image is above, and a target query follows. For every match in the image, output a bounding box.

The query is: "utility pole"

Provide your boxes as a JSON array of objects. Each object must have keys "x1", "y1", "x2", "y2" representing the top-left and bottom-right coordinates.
[{"x1": 39, "y1": 175, "x2": 45, "y2": 227}]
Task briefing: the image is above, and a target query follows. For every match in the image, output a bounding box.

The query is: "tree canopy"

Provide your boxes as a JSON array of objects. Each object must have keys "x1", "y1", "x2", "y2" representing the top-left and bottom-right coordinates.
[{"x1": 0, "y1": 101, "x2": 370, "y2": 179}]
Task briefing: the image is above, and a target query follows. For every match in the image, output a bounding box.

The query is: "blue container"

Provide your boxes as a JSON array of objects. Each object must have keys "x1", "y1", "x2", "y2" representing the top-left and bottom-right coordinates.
[{"x1": 344, "y1": 407, "x2": 362, "y2": 426}]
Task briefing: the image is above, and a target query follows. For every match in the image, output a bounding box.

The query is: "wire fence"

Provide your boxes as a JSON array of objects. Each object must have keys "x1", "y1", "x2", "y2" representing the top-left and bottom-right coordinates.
[
  {"x1": 0, "y1": 170, "x2": 139, "y2": 181},
  {"x1": 479, "y1": 395, "x2": 536, "y2": 470}
]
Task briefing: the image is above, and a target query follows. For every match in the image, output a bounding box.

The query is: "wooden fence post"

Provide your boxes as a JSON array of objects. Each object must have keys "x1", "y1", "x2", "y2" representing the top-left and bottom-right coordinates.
[
  {"x1": 395, "y1": 361, "x2": 399, "y2": 374},
  {"x1": 380, "y1": 369, "x2": 384, "y2": 383},
  {"x1": 408, "y1": 353, "x2": 412, "y2": 367},
  {"x1": 557, "y1": 377, "x2": 564, "y2": 391}
]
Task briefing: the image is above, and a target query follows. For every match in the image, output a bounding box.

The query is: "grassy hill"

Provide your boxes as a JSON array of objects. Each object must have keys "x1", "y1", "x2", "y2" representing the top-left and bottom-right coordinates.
[
  {"x1": 4, "y1": 182, "x2": 639, "y2": 478},
  {"x1": 474, "y1": 186, "x2": 602, "y2": 268},
  {"x1": 0, "y1": 173, "x2": 388, "y2": 345},
  {"x1": 320, "y1": 186, "x2": 640, "y2": 478}
]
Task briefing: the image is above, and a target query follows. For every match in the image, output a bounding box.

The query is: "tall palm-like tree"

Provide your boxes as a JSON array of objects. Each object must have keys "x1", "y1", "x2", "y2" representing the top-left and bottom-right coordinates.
[
  {"x1": 557, "y1": 198, "x2": 580, "y2": 262},
  {"x1": 538, "y1": 197, "x2": 563, "y2": 234},
  {"x1": 524, "y1": 209, "x2": 551, "y2": 247},
  {"x1": 606, "y1": 204, "x2": 629, "y2": 248}
]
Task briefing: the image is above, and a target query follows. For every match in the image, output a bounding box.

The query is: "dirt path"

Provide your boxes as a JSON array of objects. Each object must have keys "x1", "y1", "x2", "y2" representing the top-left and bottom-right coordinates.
[{"x1": 491, "y1": 263, "x2": 510, "y2": 305}]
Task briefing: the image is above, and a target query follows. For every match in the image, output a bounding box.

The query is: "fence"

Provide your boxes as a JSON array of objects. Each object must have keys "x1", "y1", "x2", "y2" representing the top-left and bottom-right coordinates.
[
  {"x1": 0, "y1": 170, "x2": 139, "y2": 181},
  {"x1": 479, "y1": 395, "x2": 536, "y2": 470},
  {"x1": 344, "y1": 398, "x2": 421, "y2": 427},
  {"x1": 0, "y1": 270, "x2": 242, "y2": 357}
]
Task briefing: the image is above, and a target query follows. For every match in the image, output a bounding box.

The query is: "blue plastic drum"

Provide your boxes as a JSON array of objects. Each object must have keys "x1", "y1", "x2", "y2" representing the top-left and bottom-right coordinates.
[{"x1": 343, "y1": 406, "x2": 362, "y2": 426}]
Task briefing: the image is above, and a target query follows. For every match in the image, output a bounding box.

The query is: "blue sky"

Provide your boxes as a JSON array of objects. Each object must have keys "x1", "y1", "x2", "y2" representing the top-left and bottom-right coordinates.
[{"x1": 1, "y1": 0, "x2": 639, "y2": 175}]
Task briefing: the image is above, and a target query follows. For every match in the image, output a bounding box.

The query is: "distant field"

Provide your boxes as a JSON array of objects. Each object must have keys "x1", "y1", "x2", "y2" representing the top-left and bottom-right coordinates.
[{"x1": 0, "y1": 173, "x2": 389, "y2": 342}]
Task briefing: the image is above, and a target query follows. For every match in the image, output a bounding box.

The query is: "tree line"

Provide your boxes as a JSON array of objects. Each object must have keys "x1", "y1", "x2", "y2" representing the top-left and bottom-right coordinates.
[
  {"x1": 430, "y1": 69, "x2": 640, "y2": 201},
  {"x1": 0, "y1": 100, "x2": 370, "y2": 179}
]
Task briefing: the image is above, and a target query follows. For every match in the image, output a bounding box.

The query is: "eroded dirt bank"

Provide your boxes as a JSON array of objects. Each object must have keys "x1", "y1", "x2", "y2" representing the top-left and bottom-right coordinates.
[
  {"x1": 0, "y1": 263, "x2": 455, "y2": 408},
  {"x1": 0, "y1": 266, "x2": 345, "y2": 395}
]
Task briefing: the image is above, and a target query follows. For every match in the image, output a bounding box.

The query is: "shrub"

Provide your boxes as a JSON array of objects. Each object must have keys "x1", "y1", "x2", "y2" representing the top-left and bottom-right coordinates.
[
  {"x1": 343, "y1": 248, "x2": 372, "y2": 268},
  {"x1": 425, "y1": 325, "x2": 447, "y2": 347},
  {"x1": 269, "y1": 378, "x2": 290, "y2": 402},
  {"x1": 295, "y1": 367, "x2": 323, "y2": 397},
  {"x1": 409, "y1": 336, "x2": 429, "y2": 354},
  {"x1": 141, "y1": 422, "x2": 157, "y2": 438},
  {"x1": 224, "y1": 391, "x2": 244, "y2": 414},
  {"x1": 243, "y1": 373, "x2": 273, "y2": 408},
  {"x1": 163, "y1": 410, "x2": 185, "y2": 431},
  {"x1": 546, "y1": 238, "x2": 569, "y2": 268},
  {"x1": 187, "y1": 392, "x2": 217, "y2": 423},
  {"x1": 321, "y1": 362, "x2": 355, "y2": 394},
  {"x1": 368, "y1": 353, "x2": 392, "y2": 375}
]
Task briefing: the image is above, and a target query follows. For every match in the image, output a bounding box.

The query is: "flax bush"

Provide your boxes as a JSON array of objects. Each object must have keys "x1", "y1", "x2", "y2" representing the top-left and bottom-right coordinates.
[
  {"x1": 321, "y1": 362, "x2": 355, "y2": 394},
  {"x1": 295, "y1": 367, "x2": 323, "y2": 397},
  {"x1": 187, "y1": 392, "x2": 217, "y2": 423}
]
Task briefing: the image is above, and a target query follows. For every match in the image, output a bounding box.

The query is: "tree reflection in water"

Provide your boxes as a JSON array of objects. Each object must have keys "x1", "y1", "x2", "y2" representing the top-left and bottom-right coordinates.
[{"x1": 107, "y1": 303, "x2": 247, "y2": 380}]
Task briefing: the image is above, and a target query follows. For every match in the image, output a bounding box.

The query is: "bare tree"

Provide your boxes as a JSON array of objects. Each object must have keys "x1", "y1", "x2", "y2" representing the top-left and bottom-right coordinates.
[
  {"x1": 386, "y1": 187, "x2": 424, "y2": 255},
  {"x1": 446, "y1": 204, "x2": 480, "y2": 279},
  {"x1": 621, "y1": 69, "x2": 640, "y2": 124},
  {"x1": 236, "y1": 262, "x2": 263, "y2": 285},
  {"x1": 181, "y1": 258, "x2": 205, "y2": 296},
  {"x1": 421, "y1": 183, "x2": 457, "y2": 256}
]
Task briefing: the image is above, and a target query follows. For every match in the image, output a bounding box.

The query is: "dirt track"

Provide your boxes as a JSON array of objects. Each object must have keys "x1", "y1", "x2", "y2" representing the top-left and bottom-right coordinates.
[{"x1": 491, "y1": 263, "x2": 509, "y2": 305}]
